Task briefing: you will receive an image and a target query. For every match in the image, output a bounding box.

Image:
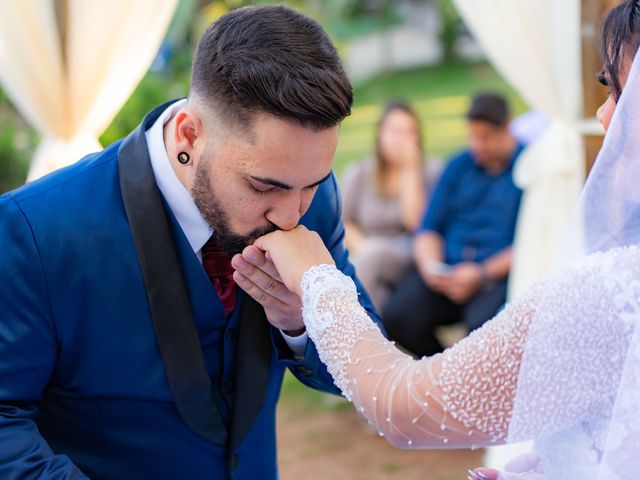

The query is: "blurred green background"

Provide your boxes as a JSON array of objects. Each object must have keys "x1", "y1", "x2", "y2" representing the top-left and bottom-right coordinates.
[{"x1": 0, "y1": 0, "x2": 525, "y2": 194}]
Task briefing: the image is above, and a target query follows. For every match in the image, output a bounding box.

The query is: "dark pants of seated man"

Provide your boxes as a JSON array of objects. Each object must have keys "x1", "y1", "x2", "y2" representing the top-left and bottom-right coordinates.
[{"x1": 382, "y1": 269, "x2": 508, "y2": 358}]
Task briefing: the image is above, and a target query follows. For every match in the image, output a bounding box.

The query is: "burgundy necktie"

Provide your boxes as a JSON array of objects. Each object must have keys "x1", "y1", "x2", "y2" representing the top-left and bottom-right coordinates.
[{"x1": 201, "y1": 237, "x2": 237, "y2": 317}]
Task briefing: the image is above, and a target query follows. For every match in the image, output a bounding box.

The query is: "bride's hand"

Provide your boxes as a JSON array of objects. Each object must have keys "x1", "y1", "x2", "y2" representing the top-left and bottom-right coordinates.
[
  {"x1": 470, "y1": 450, "x2": 544, "y2": 480},
  {"x1": 252, "y1": 226, "x2": 334, "y2": 296}
]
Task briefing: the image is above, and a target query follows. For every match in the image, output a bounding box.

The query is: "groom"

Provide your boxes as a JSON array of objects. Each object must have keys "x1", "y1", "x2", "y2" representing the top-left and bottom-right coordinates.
[{"x1": 0, "y1": 6, "x2": 378, "y2": 479}]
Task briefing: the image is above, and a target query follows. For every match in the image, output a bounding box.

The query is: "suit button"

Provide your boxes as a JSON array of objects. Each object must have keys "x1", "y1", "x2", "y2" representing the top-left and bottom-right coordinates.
[{"x1": 295, "y1": 366, "x2": 313, "y2": 377}]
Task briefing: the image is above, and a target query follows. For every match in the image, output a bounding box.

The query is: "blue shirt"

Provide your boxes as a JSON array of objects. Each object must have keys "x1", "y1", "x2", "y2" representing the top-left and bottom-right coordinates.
[{"x1": 419, "y1": 145, "x2": 524, "y2": 264}]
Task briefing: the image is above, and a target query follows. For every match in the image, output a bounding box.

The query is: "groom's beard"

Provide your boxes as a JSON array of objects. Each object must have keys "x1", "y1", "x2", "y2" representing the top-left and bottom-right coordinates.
[{"x1": 191, "y1": 159, "x2": 278, "y2": 257}]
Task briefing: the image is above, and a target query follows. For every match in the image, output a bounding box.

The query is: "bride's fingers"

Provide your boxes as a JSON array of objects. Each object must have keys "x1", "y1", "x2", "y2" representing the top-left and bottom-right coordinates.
[
  {"x1": 240, "y1": 245, "x2": 282, "y2": 281},
  {"x1": 470, "y1": 468, "x2": 500, "y2": 480},
  {"x1": 504, "y1": 451, "x2": 541, "y2": 473},
  {"x1": 252, "y1": 230, "x2": 283, "y2": 254}
]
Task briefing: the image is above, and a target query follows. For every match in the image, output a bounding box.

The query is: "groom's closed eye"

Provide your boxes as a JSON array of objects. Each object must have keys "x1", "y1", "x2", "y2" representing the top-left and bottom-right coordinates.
[{"x1": 248, "y1": 173, "x2": 331, "y2": 195}]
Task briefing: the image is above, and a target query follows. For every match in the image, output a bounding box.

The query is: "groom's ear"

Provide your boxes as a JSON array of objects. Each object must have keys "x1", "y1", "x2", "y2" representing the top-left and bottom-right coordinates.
[{"x1": 174, "y1": 109, "x2": 207, "y2": 157}]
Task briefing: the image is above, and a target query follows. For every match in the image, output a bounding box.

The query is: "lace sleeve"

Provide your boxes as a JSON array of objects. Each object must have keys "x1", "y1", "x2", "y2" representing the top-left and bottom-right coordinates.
[{"x1": 301, "y1": 264, "x2": 540, "y2": 449}]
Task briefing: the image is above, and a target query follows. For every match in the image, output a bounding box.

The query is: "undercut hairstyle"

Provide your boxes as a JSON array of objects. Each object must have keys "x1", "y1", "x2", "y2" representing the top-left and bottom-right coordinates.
[
  {"x1": 190, "y1": 5, "x2": 353, "y2": 131},
  {"x1": 466, "y1": 93, "x2": 510, "y2": 127},
  {"x1": 600, "y1": 0, "x2": 640, "y2": 100}
]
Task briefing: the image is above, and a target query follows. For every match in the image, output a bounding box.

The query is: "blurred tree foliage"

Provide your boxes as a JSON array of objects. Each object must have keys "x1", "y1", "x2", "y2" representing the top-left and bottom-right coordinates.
[
  {"x1": 436, "y1": 0, "x2": 463, "y2": 62},
  {"x1": 0, "y1": 122, "x2": 31, "y2": 194},
  {"x1": 0, "y1": 89, "x2": 33, "y2": 193}
]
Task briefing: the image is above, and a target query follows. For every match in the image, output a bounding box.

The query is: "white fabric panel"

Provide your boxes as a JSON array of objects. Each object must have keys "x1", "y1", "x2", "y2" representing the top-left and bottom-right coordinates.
[{"x1": 0, "y1": 0, "x2": 179, "y2": 180}]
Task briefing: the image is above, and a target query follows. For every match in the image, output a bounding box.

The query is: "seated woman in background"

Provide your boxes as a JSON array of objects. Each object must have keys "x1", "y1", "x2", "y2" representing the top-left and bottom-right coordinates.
[{"x1": 341, "y1": 100, "x2": 440, "y2": 311}]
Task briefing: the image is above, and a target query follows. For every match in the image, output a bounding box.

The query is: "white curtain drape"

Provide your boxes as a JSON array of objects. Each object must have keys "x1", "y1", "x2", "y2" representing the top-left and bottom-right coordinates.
[
  {"x1": 0, "y1": 0, "x2": 178, "y2": 180},
  {"x1": 452, "y1": 0, "x2": 587, "y2": 301},
  {"x1": 451, "y1": 0, "x2": 587, "y2": 469}
]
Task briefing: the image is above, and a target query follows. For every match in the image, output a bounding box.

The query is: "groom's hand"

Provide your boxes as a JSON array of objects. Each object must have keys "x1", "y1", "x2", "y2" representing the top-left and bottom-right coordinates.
[{"x1": 231, "y1": 245, "x2": 305, "y2": 336}]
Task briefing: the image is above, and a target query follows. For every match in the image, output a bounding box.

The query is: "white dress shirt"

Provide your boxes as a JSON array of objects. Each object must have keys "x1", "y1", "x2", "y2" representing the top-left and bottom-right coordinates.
[{"x1": 145, "y1": 101, "x2": 308, "y2": 357}]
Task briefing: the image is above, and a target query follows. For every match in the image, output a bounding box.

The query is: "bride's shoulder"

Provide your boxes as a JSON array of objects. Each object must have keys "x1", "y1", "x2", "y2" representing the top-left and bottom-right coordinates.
[
  {"x1": 552, "y1": 245, "x2": 640, "y2": 277},
  {"x1": 539, "y1": 245, "x2": 640, "y2": 306},
  {"x1": 580, "y1": 245, "x2": 640, "y2": 274}
]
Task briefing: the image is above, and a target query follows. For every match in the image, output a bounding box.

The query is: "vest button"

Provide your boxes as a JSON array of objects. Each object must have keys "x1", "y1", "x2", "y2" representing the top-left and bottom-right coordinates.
[{"x1": 295, "y1": 366, "x2": 313, "y2": 376}]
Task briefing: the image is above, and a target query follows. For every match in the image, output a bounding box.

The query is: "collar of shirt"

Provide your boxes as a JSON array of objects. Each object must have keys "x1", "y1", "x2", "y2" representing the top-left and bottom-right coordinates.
[{"x1": 146, "y1": 100, "x2": 212, "y2": 259}]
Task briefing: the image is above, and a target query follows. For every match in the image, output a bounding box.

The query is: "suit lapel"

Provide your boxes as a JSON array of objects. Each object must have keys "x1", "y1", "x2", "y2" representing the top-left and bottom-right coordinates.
[
  {"x1": 117, "y1": 109, "x2": 227, "y2": 446},
  {"x1": 229, "y1": 294, "x2": 272, "y2": 451},
  {"x1": 118, "y1": 102, "x2": 274, "y2": 452}
]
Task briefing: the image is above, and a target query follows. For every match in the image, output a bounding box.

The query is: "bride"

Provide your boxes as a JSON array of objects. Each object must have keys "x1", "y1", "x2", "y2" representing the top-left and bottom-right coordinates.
[{"x1": 237, "y1": 2, "x2": 640, "y2": 478}]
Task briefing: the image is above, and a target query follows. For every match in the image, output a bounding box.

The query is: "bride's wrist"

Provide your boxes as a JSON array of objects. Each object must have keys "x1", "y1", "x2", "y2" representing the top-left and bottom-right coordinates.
[{"x1": 298, "y1": 263, "x2": 336, "y2": 297}]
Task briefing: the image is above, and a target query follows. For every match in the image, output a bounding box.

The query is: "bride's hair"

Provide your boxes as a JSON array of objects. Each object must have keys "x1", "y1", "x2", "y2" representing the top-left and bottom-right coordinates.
[{"x1": 601, "y1": 0, "x2": 640, "y2": 99}]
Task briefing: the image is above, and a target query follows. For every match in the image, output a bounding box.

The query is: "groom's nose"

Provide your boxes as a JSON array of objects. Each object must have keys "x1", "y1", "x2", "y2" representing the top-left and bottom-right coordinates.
[{"x1": 265, "y1": 192, "x2": 303, "y2": 231}]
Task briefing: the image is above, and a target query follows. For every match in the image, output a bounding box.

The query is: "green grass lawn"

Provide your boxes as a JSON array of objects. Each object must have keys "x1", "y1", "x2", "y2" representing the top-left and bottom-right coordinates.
[
  {"x1": 279, "y1": 372, "x2": 352, "y2": 420},
  {"x1": 334, "y1": 60, "x2": 528, "y2": 176}
]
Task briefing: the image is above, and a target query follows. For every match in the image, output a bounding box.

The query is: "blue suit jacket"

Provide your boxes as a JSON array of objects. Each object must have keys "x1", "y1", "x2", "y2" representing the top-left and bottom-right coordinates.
[{"x1": 0, "y1": 103, "x2": 380, "y2": 479}]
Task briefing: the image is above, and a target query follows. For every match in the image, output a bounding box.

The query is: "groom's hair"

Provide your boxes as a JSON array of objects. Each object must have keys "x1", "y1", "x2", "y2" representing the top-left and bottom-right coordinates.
[{"x1": 190, "y1": 5, "x2": 352, "y2": 132}]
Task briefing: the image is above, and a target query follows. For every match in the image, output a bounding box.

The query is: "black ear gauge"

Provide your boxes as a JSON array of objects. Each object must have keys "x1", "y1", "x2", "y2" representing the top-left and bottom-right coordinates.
[{"x1": 177, "y1": 152, "x2": 191, "y2": 165}]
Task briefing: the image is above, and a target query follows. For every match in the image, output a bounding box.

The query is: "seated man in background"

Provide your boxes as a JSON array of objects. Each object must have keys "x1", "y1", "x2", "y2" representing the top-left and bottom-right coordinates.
[{"x1": 382, "y1": 93, "x2": 524, "y2": 358}]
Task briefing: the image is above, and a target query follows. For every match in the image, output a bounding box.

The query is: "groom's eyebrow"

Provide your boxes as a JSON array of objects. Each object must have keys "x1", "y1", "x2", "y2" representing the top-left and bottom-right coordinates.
[{"x1": 249, "y1": 172, "x2": 331, "y2": 190}]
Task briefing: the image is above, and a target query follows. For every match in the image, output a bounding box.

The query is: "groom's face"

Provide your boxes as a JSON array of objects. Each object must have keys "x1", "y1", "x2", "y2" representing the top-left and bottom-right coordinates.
[{"x1": 191, "y1": 112, "x2": 338, "y2": 255}]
